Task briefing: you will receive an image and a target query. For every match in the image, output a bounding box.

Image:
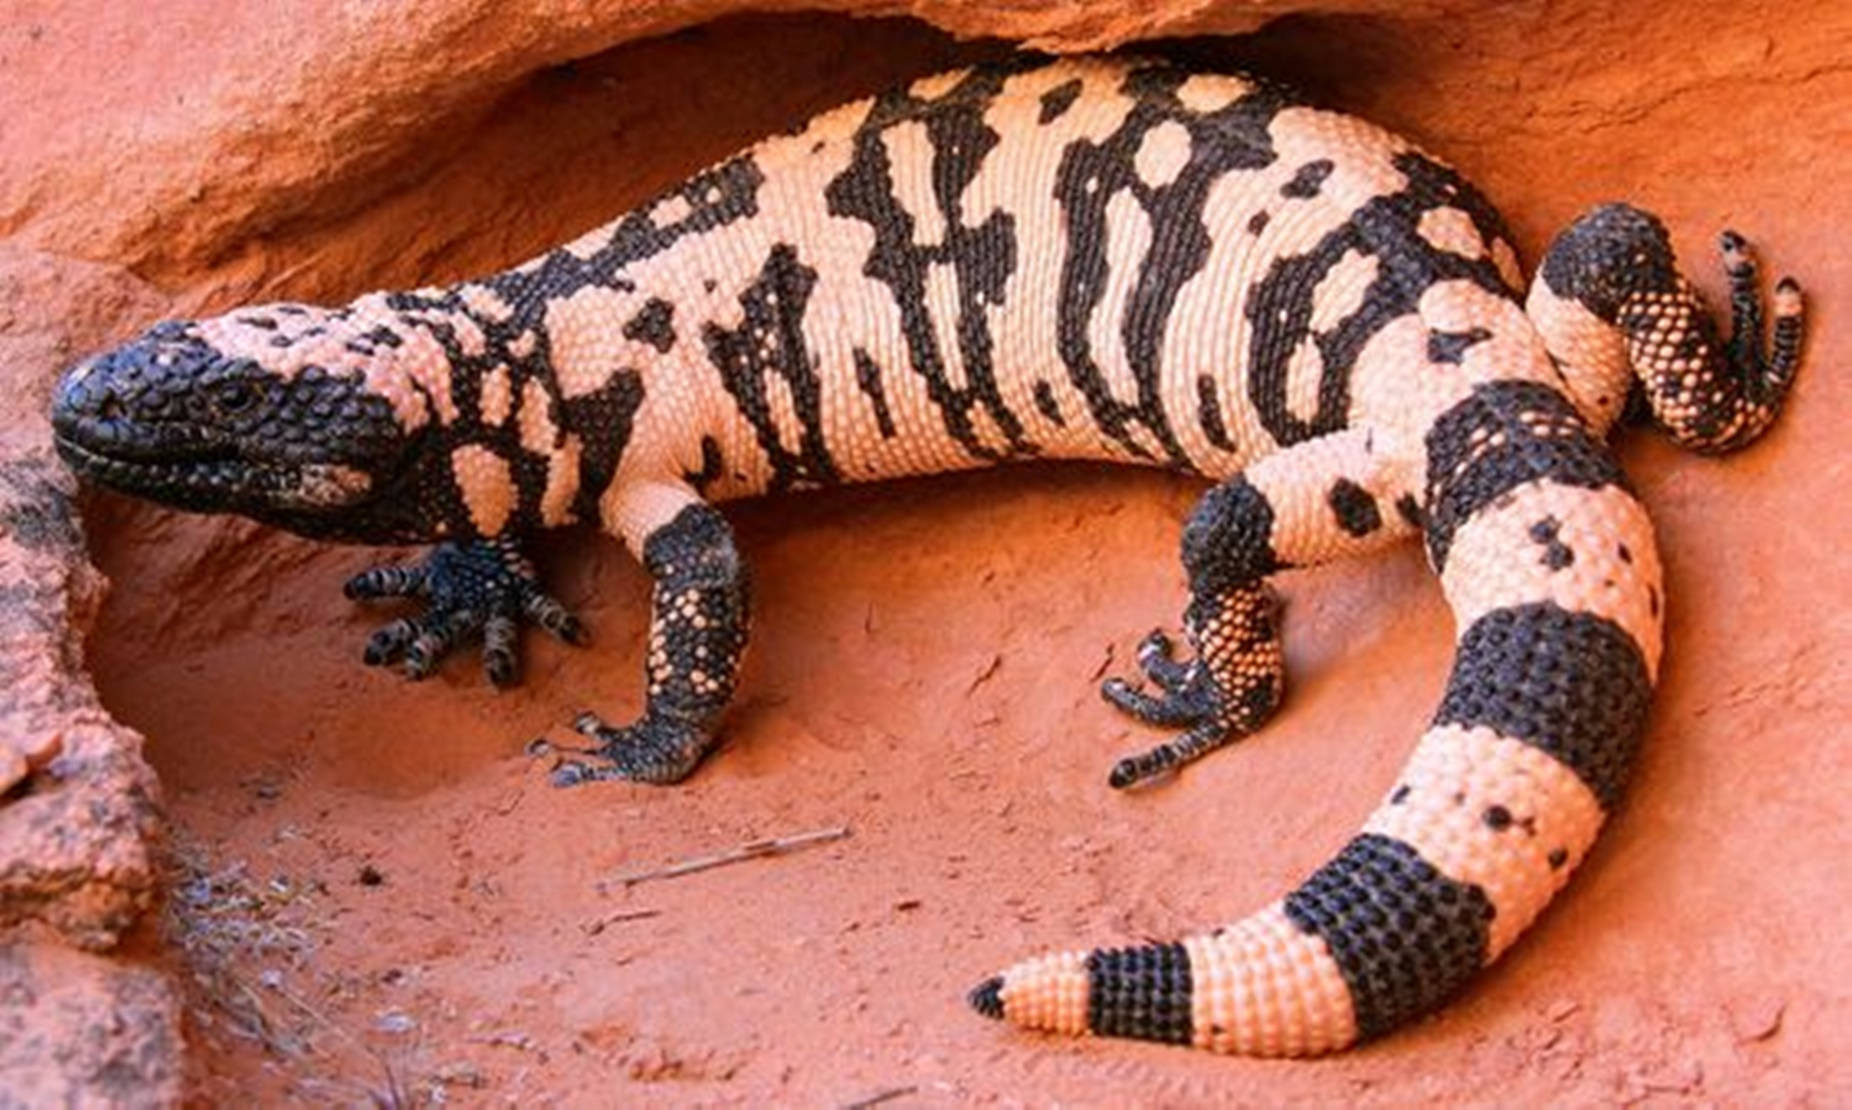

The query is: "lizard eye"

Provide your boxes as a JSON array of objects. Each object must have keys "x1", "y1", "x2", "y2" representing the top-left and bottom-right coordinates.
[{"x1": 213, "y1": 379, "x2": 259, "y2": 416}]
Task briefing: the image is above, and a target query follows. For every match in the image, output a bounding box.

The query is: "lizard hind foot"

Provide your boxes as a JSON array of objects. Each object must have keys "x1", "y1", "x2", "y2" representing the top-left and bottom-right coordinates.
[
  {"x1": 345, "y1": 535, "x2": 587, "y2": 687},
  {"x1": 1100, "y1": 583, "x2": 1285, "y2": 788},
  {"x1": 1099, "y1": 630, "x2": 1222, "y2": 728}
]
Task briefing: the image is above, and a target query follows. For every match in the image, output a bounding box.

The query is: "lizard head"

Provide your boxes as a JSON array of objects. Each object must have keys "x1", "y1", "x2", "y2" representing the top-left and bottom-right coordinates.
[{"x1": 51, "y1": 302, "x2": 455, "y2": 543}]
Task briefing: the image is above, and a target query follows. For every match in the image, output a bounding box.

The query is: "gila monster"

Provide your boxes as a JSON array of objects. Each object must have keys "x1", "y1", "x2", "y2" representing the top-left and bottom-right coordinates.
[{"x1": 50, "y1": 56, "x2": 1805, "y2": 1056}]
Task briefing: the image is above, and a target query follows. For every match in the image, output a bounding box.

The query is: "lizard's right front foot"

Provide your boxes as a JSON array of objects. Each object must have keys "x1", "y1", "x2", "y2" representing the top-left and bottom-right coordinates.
[
  {"x1": 345, "y1": 536, "x2": 587, "y2": 686},
  {"x1": 546, "y1": 710, "x2": 714, "y2": 786}
]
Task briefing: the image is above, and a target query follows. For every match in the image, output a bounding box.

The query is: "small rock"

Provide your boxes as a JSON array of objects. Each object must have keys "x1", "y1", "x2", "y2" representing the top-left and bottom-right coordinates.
[
  {"x1": 1727, "y1": 996, "x2": 1785, "y2": 1043},
  {"x1": 21, "y1": 729, "x2": 64, "y2": 767},
  {"x1": 0, "y1": 748, "x2": 27, "y2": 793},
  {"x1": 1626, "y1": 1059, "x2": 1703, "y2": 1101},
  {"x1": 431, "y1": 1062, "x2": 484, "y2": 1089}
]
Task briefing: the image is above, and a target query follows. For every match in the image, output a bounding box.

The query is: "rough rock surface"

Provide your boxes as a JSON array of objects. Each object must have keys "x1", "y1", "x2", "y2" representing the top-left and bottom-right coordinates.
[
  {"x1": 2, "y1": 0, "x2": 1849, "y2": 1103},
  {"x1": 0, "y1": 451, "x2": 161, "y2": 949},
  {"x1": 0, "y1": 942, "x2": 182, "y2": 1106},
  {"x1": 1, "y1": 0, "x2": 1461, "y2": 289},
  {"x1": 0, "y1": 243, "x2": 175, "y2": 1102}
]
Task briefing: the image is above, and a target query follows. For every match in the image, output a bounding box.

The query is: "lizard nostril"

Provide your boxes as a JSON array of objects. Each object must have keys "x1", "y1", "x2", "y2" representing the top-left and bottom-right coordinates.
[{"x1": 97, "y1": 393, "x2": 126, "y2": 421}]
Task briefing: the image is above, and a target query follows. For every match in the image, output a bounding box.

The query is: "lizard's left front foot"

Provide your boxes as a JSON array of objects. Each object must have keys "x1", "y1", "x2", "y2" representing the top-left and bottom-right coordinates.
[
  {"x1": 1100, "y1": 581, "x2": 1284, "y2": 788},
  {"x1": 345, "y1": 536, "x2": 587, "y2": 686},
  {"x1": 547, "y1": 710, "x2": 715, "y2": 786}
]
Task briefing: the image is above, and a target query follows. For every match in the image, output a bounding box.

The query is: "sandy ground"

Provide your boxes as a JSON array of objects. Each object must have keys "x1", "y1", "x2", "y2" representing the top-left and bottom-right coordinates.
[{"x1": 71, "y1": 7, "x2": 1849, "y2": 1105}]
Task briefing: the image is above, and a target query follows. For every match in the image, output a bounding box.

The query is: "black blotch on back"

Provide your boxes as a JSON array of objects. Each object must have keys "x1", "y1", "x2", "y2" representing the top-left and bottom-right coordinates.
[
  {"x1": 854, "y1": 349, "x2": 898, "y2": 439},
  {"x1": 558, "y1": 370, "x2": 646, "y2": 526},
  {"x1": 1280, "y1": 159, "x2": 1333, "y2": 198},
  {"x1": 1195, "y1": 375, "x2": 1234, "y2": 451},
  {"x1": 1327, "y1": 478, "x2": 1382, "y2": 537},
  {"x1": 481, "y1": 155, "x2": 765, "y2": 336},
  {"x1": 622, "y1": 297, "x2": 677, "y2": 354},
  {"x1": 1033, "y1": 380, "x2": 1065, "y2": 426},
  {"x1": 824, "y1": 60, "x2": 1042, "y2": 466},
  {"x1": 1038, "y1": 78, "x2": 1083, "y2": 124},
  {"x1": 1053, "y1": 63, "x2": 1298, "y2": 467},
  {"x1": 702, "y1": 244, "x2": 840, "y2": 494},
  {"x1": 1428, "y1": 327, "x2": 1492, "y2": 365},
  {"x1": 1246, "y1": 152, "x2": 1518, "y2": 449},
  {"x1": 683, "y1": 435, "x2": 725, "y2": 496}
]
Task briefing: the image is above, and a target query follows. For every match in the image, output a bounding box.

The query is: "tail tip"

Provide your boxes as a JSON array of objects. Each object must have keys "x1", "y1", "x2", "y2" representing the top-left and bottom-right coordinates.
[{"x1": 968, "y1": 975, "x2": 1006, "y2": 1020}]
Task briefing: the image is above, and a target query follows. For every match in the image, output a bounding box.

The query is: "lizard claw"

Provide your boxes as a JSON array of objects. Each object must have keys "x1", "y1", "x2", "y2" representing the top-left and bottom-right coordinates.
[
  {"x1": 1133, "y1": 629, "x2": 1194, "y2": 693},
  {"x1": 346, "y1": 536, "x2": 585, "y2": 686},
  {"x1": 1099, "y1": 629, "x2": 1219, "y2": 727},
  {"x1": 1099, "y1": 582, "x2": 1286, "y2": 788},
  {"x1": 522, "y1": 715, "x2": 709, "y2": 787},
  {"x1": 540, "y1": 709, "x2": 714, "y2": 786}
]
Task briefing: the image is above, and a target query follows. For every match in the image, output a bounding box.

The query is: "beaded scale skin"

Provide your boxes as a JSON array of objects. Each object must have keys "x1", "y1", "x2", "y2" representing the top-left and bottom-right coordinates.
[{"x1": 49, "y1": 57, "x2": 1805, "y2": 1056}]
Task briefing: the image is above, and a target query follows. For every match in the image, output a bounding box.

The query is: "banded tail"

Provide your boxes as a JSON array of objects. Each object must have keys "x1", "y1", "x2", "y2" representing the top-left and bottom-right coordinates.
[{"x1": 970, "y1": 205, "x2": 1802, "y2": 1056}]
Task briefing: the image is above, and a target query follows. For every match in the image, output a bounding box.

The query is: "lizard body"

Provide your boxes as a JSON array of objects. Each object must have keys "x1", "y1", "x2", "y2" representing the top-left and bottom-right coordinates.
[{"x1": 49, "y1": 56, "x2": 1804, "y2": 1056}]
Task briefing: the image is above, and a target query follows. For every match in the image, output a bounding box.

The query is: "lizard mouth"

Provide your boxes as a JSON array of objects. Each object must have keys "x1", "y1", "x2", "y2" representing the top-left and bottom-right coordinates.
[{"x1": 53, "y1": 433, "x2": 371, "y2": 513}]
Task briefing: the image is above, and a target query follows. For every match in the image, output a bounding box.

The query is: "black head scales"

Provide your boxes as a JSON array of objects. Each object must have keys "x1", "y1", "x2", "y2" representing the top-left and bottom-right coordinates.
[{"x1": 50, "y1": 313, "x2": 436, "y2": 543}]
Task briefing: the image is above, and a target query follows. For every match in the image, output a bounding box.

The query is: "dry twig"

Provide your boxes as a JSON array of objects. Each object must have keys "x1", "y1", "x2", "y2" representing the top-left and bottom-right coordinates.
[
  {"x1": 598, "y1": 826, "x2": 850, "y2": 891},
  {"x1": 580, "y1": 907, "x2": 664, "y2": 935},
  {"x1": 842, "y1": 1085, "x2": 919, "y2": 1109}
]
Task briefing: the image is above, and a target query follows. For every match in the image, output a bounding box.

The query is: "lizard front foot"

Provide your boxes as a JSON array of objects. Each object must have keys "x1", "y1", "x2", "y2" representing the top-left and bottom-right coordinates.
[
  {"x1": 1100, "y1": 582, "x2": 1284, "y2": 788},
  {"x1": 345, "y1": 536, "x2": 587, "y2": 686},
  {"x1": 545, "y1": 710, "x2": 714, "y2": 786}
]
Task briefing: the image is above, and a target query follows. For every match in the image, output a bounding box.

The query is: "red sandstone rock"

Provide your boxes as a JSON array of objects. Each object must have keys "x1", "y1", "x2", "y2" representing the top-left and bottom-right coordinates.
[
  {"x1": 0, "y1": 0, "x2": 1461, "y2": 289},
  {"x1": 0, "y1": 451, "x2": 164, "y2": 948},
  {"x1": 0, "y1": 942, "x2": 181, "y2": 1104},
  {"x1": 1, "y1": 0, "x2": 1847, "y2": 1103}
]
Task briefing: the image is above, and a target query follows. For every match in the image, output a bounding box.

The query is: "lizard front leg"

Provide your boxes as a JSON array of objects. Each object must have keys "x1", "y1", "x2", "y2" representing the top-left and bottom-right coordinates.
[
  {"x1": 551, "y1": 494, "x2": 750, "y2": 786},
  {"x1": 1103, "y1": 429, "x2": 1417, "y2": 787}
]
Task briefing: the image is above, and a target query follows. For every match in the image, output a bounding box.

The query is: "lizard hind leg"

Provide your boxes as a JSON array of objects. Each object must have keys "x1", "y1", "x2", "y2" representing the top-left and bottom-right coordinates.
[
  {"x1": 1101, "y1": 429, "x2": 1417, "y2": 789},
  {"x1": 1528, "y1": 203, "x2": 1805, "y2": 453}
]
